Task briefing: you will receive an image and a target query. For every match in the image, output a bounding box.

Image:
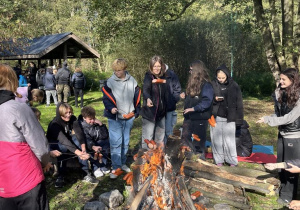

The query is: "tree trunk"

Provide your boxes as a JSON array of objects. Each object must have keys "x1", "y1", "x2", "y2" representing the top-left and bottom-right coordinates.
[
  {"x1": 269, "y1": 0, "x2": 286, "y2": 70},
  {"x1": 282, "y1": 0, "x2": 294, "y2": 67},
  {"x1": 253, "y1": 0, "x2": 281, "y2": 84}
]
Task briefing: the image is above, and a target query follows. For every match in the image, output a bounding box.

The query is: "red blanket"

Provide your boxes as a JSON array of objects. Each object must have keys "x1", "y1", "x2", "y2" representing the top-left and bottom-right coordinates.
[{"x1": 205, "y1": 152, "x2": 277, "y2": 164}]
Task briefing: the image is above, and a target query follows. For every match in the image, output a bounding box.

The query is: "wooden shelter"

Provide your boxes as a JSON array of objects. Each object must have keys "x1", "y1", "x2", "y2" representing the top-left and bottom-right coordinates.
[{"x1": 0, "y1": 32, "x2": 100, "y2": 67}]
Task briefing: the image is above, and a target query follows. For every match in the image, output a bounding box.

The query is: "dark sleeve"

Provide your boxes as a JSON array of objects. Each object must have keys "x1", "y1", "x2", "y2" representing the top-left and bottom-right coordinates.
[
  {"x1": 48, "y1": 123, "x2": 78, "y2": 153},
  {"x1": 194, "y1": 82, "x2": 214, "y2": 112},
  {"x1": 286, "y1": 159, "x2": 300, "y2": 168},
  {"x1": 83, "y1": 129, "x2": 95, "y2": 151},
  {"x1": 101, "y1": 84, "x2": 117, "y2": 112},
  {"x1": 134, "y1": 86, "x2": 141, "y2": 117},
  {"x1": 143, "y1": 74, "x2": 152, "y2": 101},
  {"x1": 172, "y1": 73, "x2": 182, "y2": 103},
  {"x1": 84, "y1": 75, "x2": 86, "y2": 88},
  {"x1": 235, "y1": 84, "x2": 244, "y2": 126},
  {"x1": 73, "y1": 120, "x2": 85, "y2": 145}
]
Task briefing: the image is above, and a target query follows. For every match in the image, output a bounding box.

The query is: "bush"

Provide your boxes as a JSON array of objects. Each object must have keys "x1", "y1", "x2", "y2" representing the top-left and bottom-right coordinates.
[
  {"x1": 236, "y1": 71, "x2": 276, "y2": 98},
  {"x1": 82, "y1": 70, "x2": 111, "y2": 91}
]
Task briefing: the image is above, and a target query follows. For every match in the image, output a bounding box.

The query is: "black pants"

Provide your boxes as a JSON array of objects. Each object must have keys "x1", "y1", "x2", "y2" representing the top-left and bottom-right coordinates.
[
  {"x1": 277, "y1": 134, "x2": 300, "y2": 201},
  {"x1": 0, "y1": 181, "x2": 49, "y2": 210},
  {"x1": 182, "y1": 118, "x2": 208, "y2": 158},
  {"x1": 73, "y1": 88, "x2": 84, "y2": 107}
]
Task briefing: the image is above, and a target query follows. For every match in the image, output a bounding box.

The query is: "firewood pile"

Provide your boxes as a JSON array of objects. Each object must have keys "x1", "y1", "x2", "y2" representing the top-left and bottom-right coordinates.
[{"x1": 124, "y1": 135, "x2": 280, "y2": 210}]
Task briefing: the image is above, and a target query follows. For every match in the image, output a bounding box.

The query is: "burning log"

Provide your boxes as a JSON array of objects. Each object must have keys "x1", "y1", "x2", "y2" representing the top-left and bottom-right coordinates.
[{"x1": 183, "y1": 159, "x2": 277, "y2": 195}]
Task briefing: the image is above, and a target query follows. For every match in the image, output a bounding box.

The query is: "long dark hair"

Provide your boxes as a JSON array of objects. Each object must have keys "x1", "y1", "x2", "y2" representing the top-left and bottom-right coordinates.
[
  {"x1": 278, "y1": 68, "x2": 300, "y2": 107},
  {"x1": 186, "y1": 60, "x2": 210, "y2": 97}
]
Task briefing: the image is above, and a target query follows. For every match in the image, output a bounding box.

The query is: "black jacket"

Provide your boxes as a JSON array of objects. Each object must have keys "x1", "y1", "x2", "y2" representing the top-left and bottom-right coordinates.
[
  {"x1": 211, "y1": 64, "x2": 244, "y2": 126},
  {"x1": 46, "y1": 103, "x2": 85, "y2": 153},
  {"x1": 55, "y1": 64, "x2": 71, "y2": 85},
  {"x1": 71, "y1": 72, "x2": 86, "y2": 89},
  {"x1": 165, "y1": 68, "x2": 182, "y2": 112},
  {"x1": 183, "y1": 82, "x2": 214, "y2": 120},
  {"x1": 236, "y1": 120, "x2": 253, "y2": 157},
  {"x1": 140, "y1": 71, "x2": 168, "y2": 122}
]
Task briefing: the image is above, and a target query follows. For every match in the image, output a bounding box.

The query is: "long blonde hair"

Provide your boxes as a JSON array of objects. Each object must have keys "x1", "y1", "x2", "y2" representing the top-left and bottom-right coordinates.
[
  {"x1": 186, "y1": 60, "x2": 210, "y2": 97},
  {"x1": 0, "y1": 64, "x2": 19, "y2": 93}
]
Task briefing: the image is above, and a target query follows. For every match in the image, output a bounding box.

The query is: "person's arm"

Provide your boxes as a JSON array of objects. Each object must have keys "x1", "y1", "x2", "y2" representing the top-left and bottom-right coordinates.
[
  {"x1": 194, "y1": 82, "x2": 214, "y2": 112},
  {"x1": 16, "y1": 105, "x2": 50, "y2": 167},
  {"x1": 101, "y1": 83, "x2": 117, "y2": 113},
  {"x1": 143, "y1": 74, "x2": 153, "y2": 102},
  {"x1": 262, "y1": 99, "x2": 300, "y2": 126},
  {"x1": 172, "y1": 73, "x2": 182, "y2": 103}
]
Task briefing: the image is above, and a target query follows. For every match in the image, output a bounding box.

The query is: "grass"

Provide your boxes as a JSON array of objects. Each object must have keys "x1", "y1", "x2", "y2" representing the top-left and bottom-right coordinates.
[{"x1": 35, "y1": 90, "x2": 284, "y2": 209}]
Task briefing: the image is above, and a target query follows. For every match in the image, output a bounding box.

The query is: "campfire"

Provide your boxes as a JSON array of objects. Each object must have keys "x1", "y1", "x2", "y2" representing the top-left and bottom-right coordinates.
[
  {"x1": 123, "y1": 134, "x2": 279, "y2": 210},
  {"x1": 124, "y1": 138, "x2": 206, "y2": 210}
]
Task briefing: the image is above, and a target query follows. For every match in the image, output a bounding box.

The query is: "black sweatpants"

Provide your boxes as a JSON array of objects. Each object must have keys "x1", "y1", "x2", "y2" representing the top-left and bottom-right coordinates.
[
  {"x1": 0, "y1": 181, "x2": 49, "y2": 210},
  {"x1": 277, "y1": 134, "x2": 300, "y2": 201}
]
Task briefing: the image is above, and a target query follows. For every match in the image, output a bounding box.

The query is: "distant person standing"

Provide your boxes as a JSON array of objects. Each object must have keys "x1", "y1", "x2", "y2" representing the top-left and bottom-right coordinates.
[
  {"x1": 56, "y1": 61, "x2": 71, "y2": 103},
  {"x1": 164, "y1": 64, "x2": 181, "y2": 143},
  {"x1": 27, "y1": 62, "x2": 38, "y2": 89},
  {"x1": 13, "y1": 64, "x2": 22, "y2": 79},
  {"x1": 71, "y1": 67, "x2": 86, "y2": 108},
  {"x1": 43, "y1": 67, "x2": 58, "y2": 106}
]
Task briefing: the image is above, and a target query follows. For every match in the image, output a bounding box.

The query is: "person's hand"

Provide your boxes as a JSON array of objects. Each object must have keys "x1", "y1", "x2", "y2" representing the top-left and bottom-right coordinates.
[
  {"x1": 92, "y1": 146, "x2": 102, "y2": 152},
  {"x1": 256, "y1": 117, "x2": 264, "y2": 124},
  {"x1": 289, "y1": 200, "x2": 300, "y2": 209},
  {"x1": 111, "y1": 107, "x2": 118, "y2": 114},
  {"x1": 95, "y1": 119, "x2": 103, "y2": 125},
  {"x1": 147, "y1": 98, "x2": 153, "y2": 107},
  {"x1": 27, "y1": 83, "x2": 31, "y2": 87},
  {"x1": 43, "y1": 162, "x2": 53, "y2": 173},
  {"x1": 215, "y1": 96, "x2": 224, "y2": 101},
  {"x1": 50, "y1": 150, "x2": 62, "y2": 157},
  {"x1": 286, "y1": 163, "x2": 300, "y2": 173},
  {"x1": 183, "y1": 107, "x2": 194, "y2": 114},
  {"x1": 79, "y1": 152, "x2": 90, "y2": 160},
  {"x1": 180, "y1": 92, "x2": 185, "y2": 99}
]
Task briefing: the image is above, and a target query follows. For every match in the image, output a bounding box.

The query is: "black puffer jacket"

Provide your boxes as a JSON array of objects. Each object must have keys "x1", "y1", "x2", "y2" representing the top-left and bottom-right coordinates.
[
  {"x1": 71, "y1": 72, "x2": 86, "y2": 89},
  {"x1": 55, "y1": 63, "x2": 71, "y2": 85},
  {"x1": 211, "y1": 64, "x2": 244, "y2": 126},
  {"x1": 140, "y1": 71, "x2": 168, "y2": 122}
]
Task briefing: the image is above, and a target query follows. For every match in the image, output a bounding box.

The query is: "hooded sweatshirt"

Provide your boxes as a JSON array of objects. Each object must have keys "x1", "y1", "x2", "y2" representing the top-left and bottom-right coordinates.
[
  {"x1": 0, "y1": 90, "x2": 49, "y2": 198},
  {"x1": 106, "y1": 72, "x2": 137, "y2": 119},
  {"x1": 211, "y1": 64, "x2": 244, "y2": 125}
]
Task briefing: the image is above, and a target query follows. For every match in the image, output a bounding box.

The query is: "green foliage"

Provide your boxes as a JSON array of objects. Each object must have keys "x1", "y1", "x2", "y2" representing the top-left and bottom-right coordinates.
[
  {"x1": 82, "y1": 69, "x2": 111, "y2": 91},
  {"x1": 236, "y1": 71, "x2": 276, "y2": 98}
]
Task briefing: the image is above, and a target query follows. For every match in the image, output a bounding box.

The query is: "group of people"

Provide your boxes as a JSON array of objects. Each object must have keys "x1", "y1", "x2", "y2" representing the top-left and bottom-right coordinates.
[
  {"x1": 1, "y1": 56, "x2": 300, "y2": 209},
  {"x1": 14, "y1": 61, "x2": 86, "y2": 108}
]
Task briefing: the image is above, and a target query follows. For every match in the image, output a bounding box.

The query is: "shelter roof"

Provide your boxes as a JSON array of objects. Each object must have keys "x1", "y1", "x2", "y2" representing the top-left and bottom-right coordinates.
[{"x1": 0, "y1": 32, "x2": 99, "y2": 60}]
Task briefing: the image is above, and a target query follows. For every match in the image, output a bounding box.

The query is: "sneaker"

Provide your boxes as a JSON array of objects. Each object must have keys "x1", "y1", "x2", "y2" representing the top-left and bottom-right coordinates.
[
  {"x1": 230, "y1": 164, "x2": 237, "y2": 167},
  {"x1": 100, "y1": 167, "x2": 110, "y2": 174},
  {"x1": 121, "y1": 165, "x2": 131, "y2": 173},
  {"x1": 55, "y1": 177, "x2": 65, "y2": 188},
  {"x1": 217, "y1": 163, "x2": 223, "y2": 167},
  {"x1": 94, "y1": 168, "x2": 104, "y2": 178},
  {"x1": 110, "y1": 172, "x2": 118, "y2": 179},
  {"x1": 83, "y1": 174, "x2": 99, "y2": 184}
]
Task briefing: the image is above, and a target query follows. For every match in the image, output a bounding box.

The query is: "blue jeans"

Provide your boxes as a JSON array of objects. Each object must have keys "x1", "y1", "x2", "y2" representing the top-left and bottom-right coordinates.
[
  {"x1": 164, "y1": 111, "x2": 177, "y2": 144},
  {"x1": 108, "y1": 117, "x2": 135, "y2": 170}
]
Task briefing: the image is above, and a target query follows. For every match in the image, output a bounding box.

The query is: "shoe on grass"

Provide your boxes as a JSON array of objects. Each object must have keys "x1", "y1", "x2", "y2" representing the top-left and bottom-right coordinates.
[
  {"x1": 110, "y1": 168, "x2": 123, "y2": 179},
  {"x1": 94, "y1": 168, "x2": 104, "y2": 178},
  {"x1": 100, "y1": 167, "x2": 110, "y2": 174},
  {"x1": 83, "y1": 174, "x2": 99, "y2": 184},
  {"x1": 121, "y1": 164, "x2": 131, "y2": 173},
  {"x1": 55, "y1": 176, "x2": 64, "y2": 188}
]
